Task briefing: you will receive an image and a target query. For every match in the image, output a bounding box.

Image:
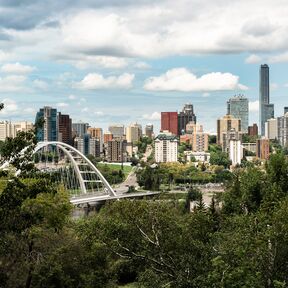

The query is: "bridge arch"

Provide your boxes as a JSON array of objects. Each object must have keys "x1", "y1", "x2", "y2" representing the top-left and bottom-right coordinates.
[{"x1": 34, "y1": 141, "x2": 116, "y2": 197}]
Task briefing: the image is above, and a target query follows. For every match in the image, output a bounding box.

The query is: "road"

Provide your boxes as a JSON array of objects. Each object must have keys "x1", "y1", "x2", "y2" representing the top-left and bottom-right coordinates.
[{"x1": 114, "y1": 167, "x2": 139, "y2": 194}]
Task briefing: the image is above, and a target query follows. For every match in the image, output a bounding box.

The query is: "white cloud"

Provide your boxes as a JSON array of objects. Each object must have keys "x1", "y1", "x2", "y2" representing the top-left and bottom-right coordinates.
[
  {"x1": 249, "y1": 100, "x2": 259, "y2": 112},
  {"x1": 94, "y1": 111, "x2": 104, "y2": 116},
  {"x1": 0, "y1": 98, "x2": 18, "y2": 115},
  {"x1": 75, "y1": 72, "x2": 134, "y2": 90},
  {"x1": 268, "y1": 52, "x2": 288, "y2": 63},
  {"x1": 202, "y1": 92, "x2": 210, "y2": 97},
  {"x1": 1, "y1": 62, "x2": 36, "y2": 74},
  {"x1": 134, "y1": 61, "x2": 150, "y2": 69},
  {"x1": 245, "y1": 54, "x2": 262, "y2": 64},
  {"x1": 68, "y1": 94, "x2": 76, "y2": 100},
  {"x1": 271, "y1": 83, "x2": 278, "y2": 90},
  {"x1": 57, "y1": 102, "x2": 69, "y2": 107},
  {"x1": 33, "y1": 79, "x2": 48, "y2": 90},
  {"x1": 72, "y1": 56, "x2": 128, "y2": 69},
  {"x1": 144, "y1": 68, "x2": 248, "y2": 92},
  {"x1": 0, "y1": 75, "x2": 27, "y2": 92},
  {"x1": 142, "y1": 111, "x2": 161, "y2": 120}
]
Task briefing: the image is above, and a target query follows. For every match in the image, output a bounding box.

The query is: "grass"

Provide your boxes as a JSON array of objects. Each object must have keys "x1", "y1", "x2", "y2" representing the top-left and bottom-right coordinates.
[{"x1": 97, "y1": 163, "x2": 133, "y2": 178}]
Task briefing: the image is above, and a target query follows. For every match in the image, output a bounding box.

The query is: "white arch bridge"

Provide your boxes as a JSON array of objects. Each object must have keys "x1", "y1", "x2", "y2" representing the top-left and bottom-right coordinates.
[{"x1": 33, "y1": 141, "x2": 159, "y2": 205}]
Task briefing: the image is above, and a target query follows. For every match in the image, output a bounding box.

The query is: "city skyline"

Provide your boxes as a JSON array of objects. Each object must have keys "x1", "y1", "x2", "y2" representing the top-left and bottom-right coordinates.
[{"x1": 0, "y1": 1, "x2": 287, "y2": 132}]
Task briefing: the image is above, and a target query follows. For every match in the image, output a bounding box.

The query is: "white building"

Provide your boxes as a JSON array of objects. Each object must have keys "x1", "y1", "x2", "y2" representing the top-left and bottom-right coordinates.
[
  {"x1": 184, "y1": 151, "x2": 210, "y2": 163},
  {"x1": 278, "y1": 112, "x2": 288, "y2": 147},
  {"x1": 229, "y1": 139, "x2": 243, "y2": 166},
  {"x1": 154, "y1": 134, "x2": 178, "y2": 163}
]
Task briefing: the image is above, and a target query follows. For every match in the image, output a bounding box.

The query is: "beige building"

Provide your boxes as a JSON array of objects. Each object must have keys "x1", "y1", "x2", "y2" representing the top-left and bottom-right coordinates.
[
  {"x1": 108, "y1": 124, "x2": 125, "y2": 138},
  {"x1": 126, "y1": 123, "x2": 142, "y2": 143},
  {"x1": 87, "y1": 127, "x2": 103, "y2": 153},
  {"x1": 265, "y1": 118, "x2": 278, "y2": 140},
  {"x1": 0, "y1": 121, "x2": 33, "y2": 141},
  {"x1": 154, "y1": 134, "x2": 178, "y2": 163},
  {"x1": 217, "y1": 114, "x2": 241, "y2": 148}
]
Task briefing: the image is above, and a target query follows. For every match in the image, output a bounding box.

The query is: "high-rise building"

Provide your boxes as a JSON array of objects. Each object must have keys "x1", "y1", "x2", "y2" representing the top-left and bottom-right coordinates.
[
  {"x1": 108, "y1": 124, "x2": 125, "y2": 138},
  {"x1": 161, "y1": 112, "x2": 178, "y2": 135},
  {"x1": 126, "y1": 123, "x2": 142, "y2": 143},
  {"x1": 248, "y1": 123, "x2": 258, "y2": 136},
  {"x1": 284, "y1": 107, "x2": 288, "y2": 114},
  {"x1": 0, "y1": 121, "x2": 34, "y2": 141},
  {"x1": 256, "y1": 138, "x2": 270, "y2": 160},
  {"x1": 0, "y1": 121, "x2": 15, "y2": 141},
  {"x1": 265, "y1": 118, "x2": 278, "y2": 140},
  {"x1": 227, "y1": 95, "x2": 249, "y2": 132},
  {"x1": 57, "y1": 113, "x2": 72, "y2": 145},
  {"x1": 145, "y1": 124, "x2": 154, "y2": 138},
  {"x1": 72, "y1": 121, "x2": 89, "y2": 138},
  {"x1": 217, "y1": 114, "x2": 241, "y2": 148},
  {"x1": 259, "y1": 64, "x2": 274, "y2": 136},
  {"x1": 35, "y1": 106, "x2": 58, "y2": 142},
  {"x1": 154, "y1": 134, "x2": 178, "y2": 163},
  {"x1": 229, "y1": 139, "x2": 243, "y2": 166},
  {"x1": 178, "y1": 104, "x2": 196, "y2": 135},
  {"x1": 277, "y1": 112, "x2": 288, "y2": 147},
  {"x1": 74, "y1": 134, "x2": 100, "y2": 157},
  {"x1": 104, "y1": 131, "x2": 113, "y2": 143},
  {"x1": 107, "y1": 139, "x2": 127, "y2": 162},
  {"x1": 87, "y1": 127, "x2": 103, "y2": 153}
]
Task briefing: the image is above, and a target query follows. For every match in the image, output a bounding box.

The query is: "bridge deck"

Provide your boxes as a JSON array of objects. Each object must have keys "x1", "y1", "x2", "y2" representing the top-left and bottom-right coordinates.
[{"x1": 70, "y1": 191, "x2": 161, "y2": 205}]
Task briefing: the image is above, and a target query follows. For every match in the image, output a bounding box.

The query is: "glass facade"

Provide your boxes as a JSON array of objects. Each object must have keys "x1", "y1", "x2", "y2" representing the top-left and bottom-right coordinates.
[
  {"x1": 260, "y1": 64, "x2": 274, "y2": 136},
  {"x1": 227, "y1": 95, "x2": 249, "y2": 133}
]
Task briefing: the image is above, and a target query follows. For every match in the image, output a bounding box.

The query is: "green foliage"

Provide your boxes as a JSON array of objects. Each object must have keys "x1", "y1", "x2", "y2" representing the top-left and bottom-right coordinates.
[{"x1": 210, "y1": 150, "x2": 231, "y2": 168}]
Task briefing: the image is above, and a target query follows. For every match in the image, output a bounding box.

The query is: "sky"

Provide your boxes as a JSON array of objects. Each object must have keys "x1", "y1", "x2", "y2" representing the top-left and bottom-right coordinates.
[{"x1": 0, "y1": 0, "x2": 287, "y2": 133}]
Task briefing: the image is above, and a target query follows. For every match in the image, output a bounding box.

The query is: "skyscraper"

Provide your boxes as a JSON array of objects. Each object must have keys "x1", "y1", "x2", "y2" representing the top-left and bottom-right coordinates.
[
  {"x1": 227, "y1": 95, "x2": 248, "y2": 132},
  {"x1": 72, "y1": 121, "x2": 89, "y2": 138},
  {"x1": 57, "y1": 112, "x2": 72, "y2": 145},
  {"x1": 260, "y1": 64, "x2": 274, "y2": 136},
  {"x1": 35, "y1": 106, "x2": 58, "y2": 142},
  {"x1": 161, "y1": 112, "x2": 178, "y2": 135},
  {"x1": 178, "y1": 103, "x2": 196, "y2": 135}
]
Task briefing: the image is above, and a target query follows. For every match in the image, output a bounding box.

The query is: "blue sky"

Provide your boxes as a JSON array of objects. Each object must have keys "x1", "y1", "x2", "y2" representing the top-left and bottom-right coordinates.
[{"x1": 0, "y1": 0, "x2": 287, "y2": 133}]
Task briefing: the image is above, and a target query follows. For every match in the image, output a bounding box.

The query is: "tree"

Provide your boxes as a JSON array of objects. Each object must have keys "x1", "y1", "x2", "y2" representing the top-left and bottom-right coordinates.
[{"x1": 210, "y1": 151, "x2": 231, "y2": 168}]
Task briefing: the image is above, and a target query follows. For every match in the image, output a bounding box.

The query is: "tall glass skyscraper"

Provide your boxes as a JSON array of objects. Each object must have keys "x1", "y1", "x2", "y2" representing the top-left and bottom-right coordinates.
[
  {"x1": 227, "y1": 95, "x2": 249, "y2": 133},
  {"x1": 260, "y1": 64, "x2": 274, "y2": 136},
  {"x1": 35, "y1": 106, "x2": 58, "y2": 142}
]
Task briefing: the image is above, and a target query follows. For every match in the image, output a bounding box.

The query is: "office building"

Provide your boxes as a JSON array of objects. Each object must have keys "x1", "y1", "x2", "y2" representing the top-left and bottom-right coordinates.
[
  {"x1": 222, "y1": 128, "x2": 243, "y2": 153},
  {"x1": 248, "y1": 124, "x2": 258, "y2": 136},
  {"x1": 35, "y1": 106, "x2": 58, "y2": 142},
  {"x1": 0, "y1": 121, "x2": 34, "y2": 141},
  {"x1": 126, "y1": 123, "x2": 142, "y2": 143},
  {"x1": 145, "y1": 124, "x2": 154, "y2": 138},
  {"x1": 277, "y1": 112, "x2": 288, "y2": 147},
  {"x1": 107, "y1": 139, "x2": 127, "y2": 162},
  {"x1": 72, "y1": 121, "x2": 89, "y2": 138},
  {"x1": 154, "y1": 134, "x2": 178, "y2": 163},
  {"x1": 229, "y1": 139, "x2": 243, "y2": 166},
  {"x1": 74, "y1": 134, "x2": 100, "y2": 157},
  {"x1": 217, "y1": 114, "x2": 241, "y2": 148},
  {"x1": 285, "y1": 107, "x2": 288, "y2": 114},
  {"x1": 256, "y1": 138, "x2": 270, "y2": 160},
  {"x1": 265, "y1": 118, "x2": 278, "y2": 140},
  {"x1": 108, "y1": 124, "x2": 125, "y2": 138},
  {"x1": 87, "y1": 127, "x2": 103, "y2": 153},
  {"x1": 178, "y1": 104, "x2": 197, "y2": 135},
  {"x1": 104, "y1": 131, "x2": 113, "y2": 143},
  {"x1": 242, "y1": 143, "x2": 257, "y2": 154},
  {"x1": 161, "y1": 112, "x2": 178, "y2": 135},
  {"x1": 57, "y1": 113, "x2": 72, "y2": 145},
  {"x1": 227, "y1": 95, "x2": 249, "y2": 132},
  {"x1": 259, "y1": 64, "x2": 274, "y2": 136}
]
